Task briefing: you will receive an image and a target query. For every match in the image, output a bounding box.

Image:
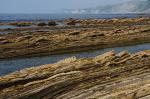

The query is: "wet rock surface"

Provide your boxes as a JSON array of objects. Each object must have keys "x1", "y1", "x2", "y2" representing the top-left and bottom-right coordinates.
[
  {"x1": 0, "y1": 51, "x2": 150, "y2": 99},
  {"x1": 48, "y1": 21, "x2": 57, "y2": 26}
]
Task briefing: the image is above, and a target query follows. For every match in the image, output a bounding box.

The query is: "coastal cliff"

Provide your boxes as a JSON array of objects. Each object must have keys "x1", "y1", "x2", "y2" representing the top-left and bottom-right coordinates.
[{"x1": 64, "y1": 0, "x2": 150, "y2": 14}]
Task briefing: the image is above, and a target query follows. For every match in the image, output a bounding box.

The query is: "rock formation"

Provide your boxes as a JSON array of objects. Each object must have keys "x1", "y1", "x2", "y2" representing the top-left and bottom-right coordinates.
[
  {"x1": 37, "y1": 22, "x2": 47, "y2": 26},
  {"x1": 0, "y1": 51, "x2": 150, "y2": 99},
  {"x1": 0, "y1": 17, "x2": 150, "y2": 59},
  {"x1": 48, "y1": 21, "x2": 57, "y2": 26}
]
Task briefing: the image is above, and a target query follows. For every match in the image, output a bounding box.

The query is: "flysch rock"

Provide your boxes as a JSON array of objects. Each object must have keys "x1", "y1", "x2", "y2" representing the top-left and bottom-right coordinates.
[
  {"x1": 0, "y1": 51, "x2": 150, "y2": 99},
  {"x1": 0, "y1": 17, "x2": 150, "y2": 59}
]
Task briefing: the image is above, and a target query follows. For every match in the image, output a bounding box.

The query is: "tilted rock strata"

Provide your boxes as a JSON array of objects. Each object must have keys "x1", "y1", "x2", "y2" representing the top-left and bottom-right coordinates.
[
  {"x1": 64, "y1": 17, "x2": 150, "y2": 26},
  {"x1": 0, "y1": 51, "x2": 150, "y2": 99},
  {"x1": 0, "y1": 22, "x2": 150, "y2": 59}
]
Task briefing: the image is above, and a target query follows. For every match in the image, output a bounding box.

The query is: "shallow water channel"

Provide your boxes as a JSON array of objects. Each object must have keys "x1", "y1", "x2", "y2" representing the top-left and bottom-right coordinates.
[{"x1": 0, "y1": 43, "x2": 150, "y2": 76}]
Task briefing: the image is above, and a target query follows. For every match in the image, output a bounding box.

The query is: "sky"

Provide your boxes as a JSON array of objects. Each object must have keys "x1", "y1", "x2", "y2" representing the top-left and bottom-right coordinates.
[{"x1": 0, "y1": 0, "x2": 132, "y2": 14}]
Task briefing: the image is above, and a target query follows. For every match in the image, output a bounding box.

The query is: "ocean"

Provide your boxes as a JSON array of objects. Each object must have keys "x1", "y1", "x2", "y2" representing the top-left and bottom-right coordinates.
[{"x1": 0, "y1": 13, "x2": 150, "y2": 22}]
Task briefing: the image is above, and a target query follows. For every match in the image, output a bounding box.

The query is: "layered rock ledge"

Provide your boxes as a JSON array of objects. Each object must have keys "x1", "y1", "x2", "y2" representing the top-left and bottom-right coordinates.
[
  {"x1": 0, "y1": 17, "x2": 150, "y2": 59},
  {"x1": 0, "y1": 51, "x2": 150, "y2": 99}
]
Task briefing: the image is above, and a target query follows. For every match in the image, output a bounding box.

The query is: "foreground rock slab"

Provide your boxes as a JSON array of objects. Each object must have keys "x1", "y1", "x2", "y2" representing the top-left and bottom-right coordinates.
[{"x1": 0, "y1": 51, "x2": 150, "y2": 99}]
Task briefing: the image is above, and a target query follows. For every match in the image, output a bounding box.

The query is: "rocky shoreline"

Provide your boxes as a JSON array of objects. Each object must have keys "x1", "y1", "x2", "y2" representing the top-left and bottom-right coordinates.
[
  {"x1": 0, "y1": 51, "x2": 150, "y2": 98},
  {"x1": 0, "y1": 17, "x2": 150, "y2": 59},
  {"x1": 0, "y1": 17, "x2": 150, "y2": 98}
]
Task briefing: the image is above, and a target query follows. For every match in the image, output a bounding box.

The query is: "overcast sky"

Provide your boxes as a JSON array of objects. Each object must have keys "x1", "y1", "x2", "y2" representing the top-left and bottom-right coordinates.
[{"x1": 0, "y1": 0, "x2": 132, "y2": 13}]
